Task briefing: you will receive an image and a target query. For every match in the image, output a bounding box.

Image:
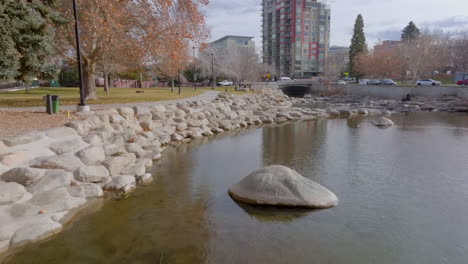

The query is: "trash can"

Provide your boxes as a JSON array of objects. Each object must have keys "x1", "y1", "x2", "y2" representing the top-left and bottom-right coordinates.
[{"x1": 51, "y1": 95, "x2": 59, "y2": 113}]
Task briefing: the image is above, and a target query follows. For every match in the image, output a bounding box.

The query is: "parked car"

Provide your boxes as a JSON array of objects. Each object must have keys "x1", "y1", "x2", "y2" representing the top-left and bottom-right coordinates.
[
  {"x1": 359, "y1": 79, "x2": 370, "y2": 85},
  {"x1": 217, "y1": 80, "x2": 233, "y2": 86},
  {"x1": 457, "y1": 79, "x2": 468, "y2": 86},
  {"x1": 336, "y1": 80, "x2": 347, "y2": 85},
  {"x1": 343, "y1": 77, "x2": 357, "y2": 83},
  {"x1": 381, "y1": 79, "x2": 397, "y2": 85},
  {"x1": 416, "y1": 79, "x2": 441, "y2": 86},
  {"x1": 278, "y1": 77, "x2": 294, "y2": 82},
  {"x1": 367, "y1": 79, "x2": 382, "y2": 85}
]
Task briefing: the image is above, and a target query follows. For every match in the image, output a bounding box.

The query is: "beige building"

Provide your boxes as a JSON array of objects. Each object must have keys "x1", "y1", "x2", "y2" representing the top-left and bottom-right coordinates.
[{"x1": 208, "y1": 35, "x2": 256, "y2": 55}]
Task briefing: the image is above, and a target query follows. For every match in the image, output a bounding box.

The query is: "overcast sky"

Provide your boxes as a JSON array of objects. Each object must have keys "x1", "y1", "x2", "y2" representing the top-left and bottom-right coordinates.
[{"x1": 203, "y1": 0, "x2": 468, "y2": 48}]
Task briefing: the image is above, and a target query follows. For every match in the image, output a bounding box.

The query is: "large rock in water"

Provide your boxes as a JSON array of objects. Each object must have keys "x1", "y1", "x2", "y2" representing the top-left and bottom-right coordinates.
[
  {"x1": 372, "y1": 117, "x2": 394, "y2": 127},
  {"x1": 228, "y1": 165, "x2": 338, "y2": 209}
]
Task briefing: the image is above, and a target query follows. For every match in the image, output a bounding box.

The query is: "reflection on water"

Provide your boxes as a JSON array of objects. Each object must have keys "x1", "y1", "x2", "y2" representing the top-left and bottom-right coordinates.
[{"x1": 4, "y1": 112, "x2": 468, "y2": 264}]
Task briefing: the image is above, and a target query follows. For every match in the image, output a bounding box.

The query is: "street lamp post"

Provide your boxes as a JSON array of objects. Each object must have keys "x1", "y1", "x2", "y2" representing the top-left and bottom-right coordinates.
[
  {"x1": 211, "y1": 53, "x2": 215, "y2": 90},
  {"x1": 178, "y1": 68, "x2": 181, "y2": 95},
  {"x1": 72, "y1": 0, "x2": 88, "y2": 112},
  {"x1": 192, "y1": 47, "x2": 197, "y2": 91}
]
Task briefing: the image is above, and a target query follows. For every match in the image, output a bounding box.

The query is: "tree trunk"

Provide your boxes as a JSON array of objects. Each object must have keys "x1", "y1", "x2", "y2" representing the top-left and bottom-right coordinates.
[
  {"x1": 104, "y1": 72, "x2": 109, "y2": 95},
  {"x1": 171, "y1": 77, "x2": 175, "y2": 93},
  {"x1": 83, "y1": 61, "x2": 97, "y2": 100}
]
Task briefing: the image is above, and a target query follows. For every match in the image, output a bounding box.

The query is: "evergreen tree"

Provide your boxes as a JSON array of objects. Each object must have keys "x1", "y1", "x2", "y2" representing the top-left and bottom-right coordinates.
[
  {"x1": 0, "y1": 0, "x2": 62, "y2": 81},
  {"x1": 349, "y1": 14, "x2": 367, "y2": 77},
  {"x1": 401, "y1": 21, "x2": 421, "y2": 41}
]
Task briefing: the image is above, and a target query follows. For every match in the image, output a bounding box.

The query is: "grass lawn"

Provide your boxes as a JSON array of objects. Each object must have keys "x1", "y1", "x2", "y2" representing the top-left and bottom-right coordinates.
[{"x1": 0, "y1": 86, "x2": 249, "y2": 108}]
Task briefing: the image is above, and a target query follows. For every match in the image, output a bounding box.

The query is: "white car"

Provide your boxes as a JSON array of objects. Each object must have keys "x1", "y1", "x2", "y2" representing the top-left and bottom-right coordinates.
[
  {"x1": 217, "y1": 80, "x2": 233, "y2": 86},
  {"x1": 336, "y1": 80, "x2": 347, "y2": 85},
  {"x1": 416, "y1": 79, "x2": 441, "y2": 86},
  {"x1": 278, "y1": 77, "x2": 294, "y2": 82}
]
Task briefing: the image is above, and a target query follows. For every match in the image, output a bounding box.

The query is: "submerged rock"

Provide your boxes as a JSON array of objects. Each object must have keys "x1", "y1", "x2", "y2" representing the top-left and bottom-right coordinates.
[
  {"x1": 228, "y1": 165, "x2": 338, "y2": 209},
  {"x1": 372, "y1": 117, "x2": 395, "y2": 127}
]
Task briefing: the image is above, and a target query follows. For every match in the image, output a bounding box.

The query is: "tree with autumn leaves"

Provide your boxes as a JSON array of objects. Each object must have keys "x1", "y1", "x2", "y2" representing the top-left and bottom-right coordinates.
[{"x1": 55, "y1": 0, "x2": 209, "y2": 100}]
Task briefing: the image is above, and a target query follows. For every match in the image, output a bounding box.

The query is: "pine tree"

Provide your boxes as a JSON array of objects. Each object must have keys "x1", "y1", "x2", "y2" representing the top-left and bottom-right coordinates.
[
  {"x1": 401, "y1": 21, "x2": 421, "y2": 41},
  {"x1": 0, "y1": 0, "x2": 62, "y2": 81},
  {"x1": 349, "y1": 14, "x2": 367, "y2": 78}
]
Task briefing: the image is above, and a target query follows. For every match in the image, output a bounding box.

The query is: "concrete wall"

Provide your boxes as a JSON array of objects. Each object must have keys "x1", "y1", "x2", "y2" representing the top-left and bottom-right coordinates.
[{"x1": 313, "y1": 85, "x2": 468, "y2": 99}]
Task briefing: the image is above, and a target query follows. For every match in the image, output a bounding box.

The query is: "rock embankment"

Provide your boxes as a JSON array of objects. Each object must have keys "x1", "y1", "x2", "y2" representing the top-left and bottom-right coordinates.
[
  {"x1": 291, "y1": 93, "x2": 468, "y2": 114},
  {"x1": 229, "y1": 165, "x2": 338, "y2": 209},
  {"x1": 0, "y1": 89, "x2": 331, "y2": 253}
]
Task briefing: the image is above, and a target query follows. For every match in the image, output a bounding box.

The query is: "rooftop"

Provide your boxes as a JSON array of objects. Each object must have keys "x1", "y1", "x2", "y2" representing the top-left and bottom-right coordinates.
[{"x1": 210, "y1": 35, "x2": 255, "y2": 44}]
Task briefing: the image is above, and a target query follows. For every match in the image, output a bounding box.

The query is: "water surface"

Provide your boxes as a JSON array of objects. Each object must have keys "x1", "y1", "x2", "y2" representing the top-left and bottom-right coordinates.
[{"x1": 3, "y1": 112, "x2": 468, "y2": 264}]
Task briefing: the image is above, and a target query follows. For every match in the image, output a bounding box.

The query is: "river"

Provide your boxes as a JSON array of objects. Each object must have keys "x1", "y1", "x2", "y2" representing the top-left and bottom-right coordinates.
[{"x1": 3, "y1": 112, "x2": 468, "y2": 264}]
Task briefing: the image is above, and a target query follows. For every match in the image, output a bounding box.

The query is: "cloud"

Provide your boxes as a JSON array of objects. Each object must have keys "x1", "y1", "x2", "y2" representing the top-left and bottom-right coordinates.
[{"x1": 203, "y1": 0, "x2": 468, "y2": 48}]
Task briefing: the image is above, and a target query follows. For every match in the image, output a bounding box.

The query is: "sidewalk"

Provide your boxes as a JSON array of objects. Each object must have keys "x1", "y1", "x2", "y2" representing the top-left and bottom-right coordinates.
[{"x1": 0, "y1": 91, "x2": 220, "y2": 112}]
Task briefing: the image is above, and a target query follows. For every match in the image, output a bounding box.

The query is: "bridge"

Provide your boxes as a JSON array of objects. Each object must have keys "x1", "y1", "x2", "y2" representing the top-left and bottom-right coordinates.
[
  {"x1": 254, "y1": 81, "x2": 317, "y2": 97},
  {"x1": 253, "y1": 81, "x2": 468, "y2": 100}
]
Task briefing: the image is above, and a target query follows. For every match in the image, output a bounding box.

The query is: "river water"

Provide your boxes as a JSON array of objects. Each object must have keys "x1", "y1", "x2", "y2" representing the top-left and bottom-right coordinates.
[{"x1": 3, "y1": 112, "x2": 468, "y2": 264}]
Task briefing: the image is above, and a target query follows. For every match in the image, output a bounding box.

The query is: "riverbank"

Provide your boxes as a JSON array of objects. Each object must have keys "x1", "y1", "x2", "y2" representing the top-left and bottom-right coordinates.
[
  {"x1": 293, "y1": 92, "x2": 468, "y2": 114},
  {"x1": 0, "y1": 88, "x2": 461, "y2": 256},
  {"x1": 0, "y1": 88, "x2": 317, "y2": 255}
]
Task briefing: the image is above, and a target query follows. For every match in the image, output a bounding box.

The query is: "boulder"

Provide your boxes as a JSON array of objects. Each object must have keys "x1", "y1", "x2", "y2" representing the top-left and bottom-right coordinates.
[
  {"x1": 65, "y1": 120, "x2": 92, "y2": 136},
  {"x1": 140, "y1": 121, "x2": 155, "y2": 131},
  {"x1": 152, "y1": 105, "x2": 166, "y2": 113},
  {"x1": 73, "y1": 166, "x2": 110, "y2": 183},
  {"x1": 102, "y1": 153, "x2": 136, "y2": 176},
  {"x1": 76, "y1": 146, "x2": 105, "y2": 166},
  {"x1": 133, "y1": 106, "x2": 150, "y2": 115},
  {"x1": 31, "y1": 154, "x2": 84, "y2": 172},
  {"x1": 27, "y1": 170, "x2": 72, "y2": 195},
  {"x1": 0, "y1": 140, "x2": 8, "y2": 155},
  {"x1": 10, "y1": 220, "x2": 62, "y2": 248},
  {"x1": 0, "y1": 151, "x2": 28, "y2": 166},
  {"x1": 82, "y1": 134, "x2": 103, "y2": 146},
  {"x1": 80, "y1": 183, "x2": 104, "y2": 198},
  {"x1": 110, "y1": 114, "x2": 125, "y2": 123},
  {"x1": 125, "y1": 143, "x2": 148, "y2": 158},
  {"x1": 103, "y1": 143, "x2": 123, "y2": 156},
  {"x1": 372, "y1": 117, "x2": 395, "y2": 127},
  {"x1": 103, "y1": 175, "x2": 136, "y2": 194},
  {"x1": 118, "y1": 107, "x2": 134, "y2": 118},
  {"x1": 137, "y1": 112, "x2": 152, "y2": 122},
  {"x1": 137, "y1": 173, "x2": 153, "y2": 184},
  {"x1": 29, "y1": 187, "x2": 87, "y2": 214},
  {"x1": 228, "y1": 165, "x2": 338, "y2": 209},
  {"x1": 49, "y1": 138, "x2": 88, "y2": 155},
  {"x1": 0, "y1": 167, "x2": 44, "y2": 186},
  {"x1": 121, "y1": 159, "x2": 147, "y2": 177},
  {"x1": 152, "y1": 111, "x2": 166, "y2": 121},
  {"x1": 0, "y1": 182, "x2": 28, "y2": 205},
  {"x1": 1, "y1": 132, "x2": 44, "y2": 147},
  {"x1": 44, "y1": 127, "x2": 78, "y2": 138}
]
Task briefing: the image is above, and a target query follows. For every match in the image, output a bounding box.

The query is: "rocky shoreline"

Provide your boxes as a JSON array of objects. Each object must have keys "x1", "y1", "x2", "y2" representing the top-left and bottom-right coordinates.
[
  {"x1": 0, "y1": 88, "x2": 465, "y2": 255},
  {"x1": 293, "y1": 92, "x2": 468, "y2": 114}
]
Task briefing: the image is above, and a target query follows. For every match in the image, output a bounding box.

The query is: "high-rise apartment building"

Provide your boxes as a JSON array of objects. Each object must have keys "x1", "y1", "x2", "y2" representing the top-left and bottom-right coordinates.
[{"x1": 262, "y1": 0, "x2": 330, "y2": 78}]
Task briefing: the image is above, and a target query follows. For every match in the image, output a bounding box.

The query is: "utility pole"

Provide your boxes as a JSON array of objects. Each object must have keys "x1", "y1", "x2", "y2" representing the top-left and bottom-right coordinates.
[
  {"x1": 211, "y1": 53, "x2": 215, "y2": 90},
  {"x1": 73, "y1": 0, "x2": 89, "y2": 112}
]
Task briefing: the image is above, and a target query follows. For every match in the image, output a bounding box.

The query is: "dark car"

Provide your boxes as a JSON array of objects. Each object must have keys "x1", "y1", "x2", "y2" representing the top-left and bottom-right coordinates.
[
  {"x1": 457, "y1": 79, "x2": 468, "y2": 86},
  {"x1": 381, "y1": 79, "x2": 397, "y2": 85},
  {"x1": 367, "y1": 79, "x2": 382, "y2": 85}
]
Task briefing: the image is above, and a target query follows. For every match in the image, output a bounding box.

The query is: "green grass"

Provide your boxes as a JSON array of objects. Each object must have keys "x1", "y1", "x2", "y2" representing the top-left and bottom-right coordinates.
[
  {"x1": 0, "y1": 86, "x2": 251, "y2": 108},
  {"x1": 0, "y1": 87, "x2": 201, "y2": 108}
]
